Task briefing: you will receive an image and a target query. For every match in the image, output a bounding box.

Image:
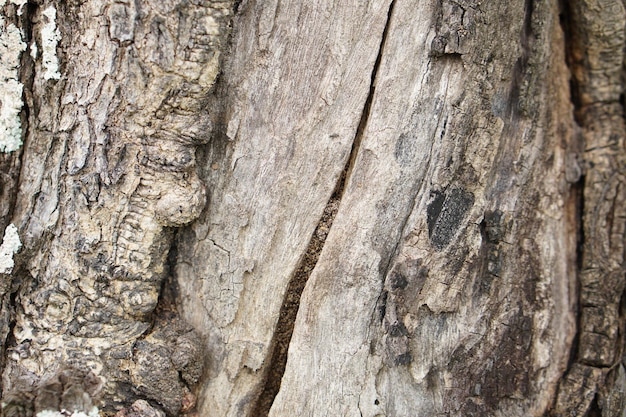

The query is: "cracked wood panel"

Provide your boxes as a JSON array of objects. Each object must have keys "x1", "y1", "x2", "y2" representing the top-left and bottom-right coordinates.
[
  {"x1": 269, "y1": 0, "x2": 580, "y2": 416},
  {"x1": 4, "y1": 0, "x2": 233, "y2": 415},
  {"x1": 173, "y1": 1, "x2": 393, "y2": 416}
]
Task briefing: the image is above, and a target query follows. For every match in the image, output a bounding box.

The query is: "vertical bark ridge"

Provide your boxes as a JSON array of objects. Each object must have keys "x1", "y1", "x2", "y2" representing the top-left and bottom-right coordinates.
[
  {"x1": 268, "y1": 0, "x2": 581, "y2": 414},
  {"x1": 0, "y1": 0, "x2": 34, "y2": 397},
  {"x1": 552, "y1": 0, "x2": 626, "y2": 415},
  {"x1": 250, "y1": 2, "x2": 397, "y2": 415}
]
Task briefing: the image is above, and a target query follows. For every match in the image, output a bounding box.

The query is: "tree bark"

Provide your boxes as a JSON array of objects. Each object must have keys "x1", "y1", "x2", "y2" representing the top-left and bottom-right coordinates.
[{"x1": 0, "y1": 0, "x2": 624, "y2": 416}]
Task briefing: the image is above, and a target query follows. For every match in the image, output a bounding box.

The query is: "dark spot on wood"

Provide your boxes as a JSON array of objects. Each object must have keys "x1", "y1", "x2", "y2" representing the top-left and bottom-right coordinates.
[
  {"x1": 483, "y1": 209, "x2": 504, "y2": 243},
  {"x1": 378, "y1": 290, "x2": 388, "y2": 322},
  {"x1": 425, "y1": 367, "x2": 441, "y2": 390},
  {"x1": 427, "y1": 190, "x2": 446, "y2": 237},
  {"x1": 389, "y1": 271, "x2": 408, "y2": 290},
  {"x1": 394, "y1": 352, "x2": 412, "y2": 366},
  {"x1": 429, "y1": 35, "x2": 448, "y2": 57},
  {"x1": 427, "y1": 188, "x2": 475, "y2": 250},
  {"x1": 394, "y1": 132, "x2": 417, "y2": 166},
  {"x1": 453, "y1": 311, "x2": 533, "y2": 413},
  {"x1": 388, "y1": 321, "x2": 409, "y2": 338}
]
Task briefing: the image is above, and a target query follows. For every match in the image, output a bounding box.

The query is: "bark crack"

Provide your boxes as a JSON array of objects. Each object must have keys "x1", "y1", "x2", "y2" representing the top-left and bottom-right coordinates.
[{"x1": 250, "y1": 2, "x2": 396, "y2": 416}]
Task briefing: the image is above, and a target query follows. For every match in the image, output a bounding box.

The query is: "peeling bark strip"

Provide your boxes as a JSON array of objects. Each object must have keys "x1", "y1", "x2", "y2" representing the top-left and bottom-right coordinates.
[
  {"x1": 4, "y1": 1, "x2": 234, "y2": 415},
  {"x1": 553, "y1": 0, "x2": 626, "y2": 415}
]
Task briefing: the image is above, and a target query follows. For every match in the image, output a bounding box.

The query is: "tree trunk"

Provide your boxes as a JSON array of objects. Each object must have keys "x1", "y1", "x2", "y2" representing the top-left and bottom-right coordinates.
[{"x1": 0, "y1": 0, "x2": 624, "y2": 416}]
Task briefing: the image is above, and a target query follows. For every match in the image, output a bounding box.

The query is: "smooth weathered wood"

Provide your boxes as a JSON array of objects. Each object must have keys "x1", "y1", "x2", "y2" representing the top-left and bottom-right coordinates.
[
  {"x1": 269, "y1": 0, "x2": 581, "y2": 415},
  {"x1": 174, "y1": 1, "x2": 392, "y2": 415}
]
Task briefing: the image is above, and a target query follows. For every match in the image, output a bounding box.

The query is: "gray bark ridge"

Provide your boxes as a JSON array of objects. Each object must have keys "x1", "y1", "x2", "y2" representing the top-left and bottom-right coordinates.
[{"x1": 3, "y1": 0, "x2": 234, "y2": 415}]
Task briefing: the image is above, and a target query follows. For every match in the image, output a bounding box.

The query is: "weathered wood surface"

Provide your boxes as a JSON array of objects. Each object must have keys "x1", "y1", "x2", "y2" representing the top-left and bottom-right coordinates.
[
  {"x1": 174, "y1": 1, "x2": 392, "y2": 415},
  {"x1": 269, "y1": 0, "x2": 580, "y2": 415},
  {"x1": 0, "y1": 0, "x2": 624, "y2": 416}
]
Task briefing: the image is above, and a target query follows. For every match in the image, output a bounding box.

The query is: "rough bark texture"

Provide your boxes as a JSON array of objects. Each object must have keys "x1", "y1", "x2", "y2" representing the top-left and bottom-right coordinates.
[
  {"x1": 2, "y1": 0, "x2": 233, "y2": 415},
  {"x1": 174, "y1": 2, "x2": 392, "y2": 415},
  {"x1": 553, "y1": 1, "x2": 626, "y2": 415},
  {"x1": 0, "y1": 0, "x2": 624, "y2": 416}
]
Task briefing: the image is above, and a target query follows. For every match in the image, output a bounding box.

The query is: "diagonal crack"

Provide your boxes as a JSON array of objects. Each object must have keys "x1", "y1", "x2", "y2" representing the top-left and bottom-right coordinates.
[{"x1": 250, "y1": 2, "x2": 397, "y2": 416}]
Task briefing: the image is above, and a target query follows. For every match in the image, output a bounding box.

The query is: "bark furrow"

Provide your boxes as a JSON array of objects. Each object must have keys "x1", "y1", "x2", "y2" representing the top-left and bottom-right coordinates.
[
  {"x1": 252, "y1": 5, "x2": 398, "y2": 414},
  {"x1": 552, "y1": 1, "x2": 626, "y2": 415}
]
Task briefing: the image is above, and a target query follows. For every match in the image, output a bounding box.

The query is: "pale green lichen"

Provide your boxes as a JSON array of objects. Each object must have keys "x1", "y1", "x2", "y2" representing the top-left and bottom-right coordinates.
[
  {"x1": 0, "y1": 223, "x2": 21, "y2": 274},
  {"x1": 0, "y1": 14, "x2": 26, "y2": 152},
  {"x1": 41, "y1": 5, "x2": 61, "y2": 80}
]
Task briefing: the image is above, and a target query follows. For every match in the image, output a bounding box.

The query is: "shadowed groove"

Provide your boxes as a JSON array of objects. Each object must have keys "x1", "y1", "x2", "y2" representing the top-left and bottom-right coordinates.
[{"x1": 250, "y1": 1, "x2": 397, "y2": 415}]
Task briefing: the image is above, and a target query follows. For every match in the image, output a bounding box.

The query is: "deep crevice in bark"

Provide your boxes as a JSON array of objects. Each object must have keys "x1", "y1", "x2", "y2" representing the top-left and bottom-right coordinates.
[
  {"x1": 343, "y1": 0, "x2": 395, "y2": 185},
  {"x1": 587, "y1": 394, "x2": 602, "y2": 417},
  {"x1": 557, "y1": 0, "x2": 581, "y2": 334},
  {"x1": 555, "y1": 0, "x2": 584, "y2": 378},
  {"x1": 250, "y1": 186, "x2": 341, "y2": 417},
  {"x1": 552, "y1": 0, "x2": 626, "y2": 414},
  {"x1": 557, "y1": 0, "x2": 582, "y2": 115},
  {"x1": 159, "y1": 232, "x2": 182, "y2": 316},
  {"x1": 567, "y1": 173, "x2": 585, "y2": 370},
  {"x1": 548, "y1": 3, "x2": 587, "y2": 415},
  {"x1": 250, "y1": 2, "x2": 396, "y2": 416}
]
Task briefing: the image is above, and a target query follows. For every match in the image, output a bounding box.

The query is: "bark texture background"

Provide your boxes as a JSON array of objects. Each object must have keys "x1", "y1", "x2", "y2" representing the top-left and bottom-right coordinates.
[
  {"x1": 2, "y1": 0, "x2": 233, "y2": 414},
  {"x1": 0, "y1": 0, "x2": 624, "y2": 416}
]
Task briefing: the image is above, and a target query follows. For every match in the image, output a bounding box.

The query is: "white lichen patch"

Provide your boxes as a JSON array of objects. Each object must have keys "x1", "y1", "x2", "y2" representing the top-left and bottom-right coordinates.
[
  {"x1": 0, "y1": 15, "x2": 26, "y2": 152},
  {"x1": 30, "y1": 40, "x2": 37, "y2": 59},
  {"x1": 36, "y1": 407, "x2": 100, "y2": 417},
  {"x1": 41, "y1": 5, "x2": 61, "y2": 80},
  {"x1": 0, "y1": 223, "x2": 21, "y2": 274}
]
